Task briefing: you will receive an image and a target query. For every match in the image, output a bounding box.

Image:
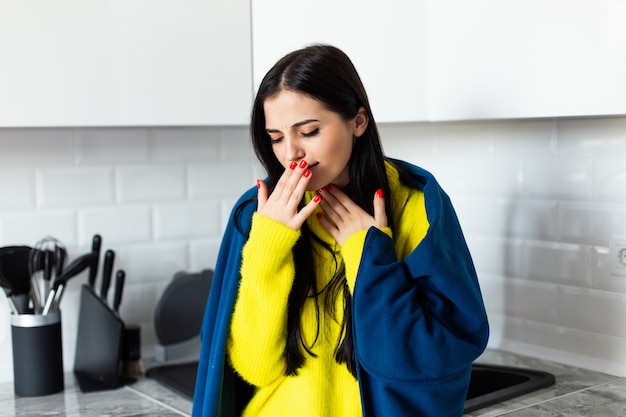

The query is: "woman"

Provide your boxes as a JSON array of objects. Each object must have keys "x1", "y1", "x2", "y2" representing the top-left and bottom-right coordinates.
[{"x1": 193, "y1": 44, "x2": 489, "y2": 417}]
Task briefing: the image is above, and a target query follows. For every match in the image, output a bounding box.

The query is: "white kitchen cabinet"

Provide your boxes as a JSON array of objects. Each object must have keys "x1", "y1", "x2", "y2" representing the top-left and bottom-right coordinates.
[
  {"x1": 251, "y1": 0, "x2": 429, "y2": 123},
  {"x1": 427, "y1": 0, "x2": 626, "y2": 121},
  {"x1": 0, "y1": 0, "x2": 252, "y2": 127}
]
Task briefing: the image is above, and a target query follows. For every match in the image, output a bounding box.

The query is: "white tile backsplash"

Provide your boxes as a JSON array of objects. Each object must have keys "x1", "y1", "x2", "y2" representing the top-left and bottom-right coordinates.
[
  {"x1": 1, "y1": 116, "x2": 626, "y2": 383},
  {"x1": 117, "y1": 165, "x2": 186, "y2": 203},
  {"x1": 37, "y1": 167, "x2": 114, "y2": 208}
]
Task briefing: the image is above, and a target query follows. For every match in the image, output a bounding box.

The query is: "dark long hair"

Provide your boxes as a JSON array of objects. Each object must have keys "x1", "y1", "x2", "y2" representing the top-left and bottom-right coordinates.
[{"x1": 247, "y1": 44, "x2": 394, "y2": 377}]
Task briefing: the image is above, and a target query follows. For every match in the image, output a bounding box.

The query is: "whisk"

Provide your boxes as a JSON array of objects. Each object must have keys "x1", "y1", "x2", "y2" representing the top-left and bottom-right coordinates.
[{"x1": 29, "y1": 237, "x2": 67, "y2": 314}]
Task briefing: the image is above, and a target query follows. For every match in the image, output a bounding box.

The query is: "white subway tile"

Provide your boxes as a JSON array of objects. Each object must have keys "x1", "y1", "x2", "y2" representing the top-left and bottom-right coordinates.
[
  {"x1": 560, "y1": 202, "x2": 626, "y2": 245},
  {"x1": 490, "y1": 119, "x2": 556, "y2": 156},
  {"x1": 117, "y1": 281, "x2": 160, "y2": 324},
  {"x1": 557, "y1": 286, "x2": 626, "y2": 338},
  {"x1": 188, "y1": 162, "x2": 254, "y2": 199},
  {"x1": 0, "y1": 168, "x2": 36, "y2": 209},
  {"x1": 76, "y1": 127, "x2": 150, "y2": 165},
  {"x1": 557, "y1": 117, "x2": 626, "y2": 156},
  {"x1": 189, "y1": 238, "x2": 222, "y2": 271},
  {"x1": 153, "y1": 201, "x2": 220, "y2": 240},
  {"x1": 37, "y1": 167, "x2": 114, "y2": 208},
  {"x1": 78, "y1": 205, "x2": 152, "y2": 245},
  {"x1": 525, "y1": 240, "x2": 591, "y2": 285},
  {"x1": 465, "y1": 235, "x2": 524, "y2": 277},
  {"x1": 0, "y1": 209, "x2": 77, "y2": 247},
  {"x1": 0, "y1": 128, "x2": 75, "y2": 166},
  {"x1": 434, "y1": 121, "x2": 492, "y2": 155},
  {"x1": 593, "y1": 158, "x2": 626, "y2": 202},
  {"x1": 112, "y1": 241, "x2": 188, "y2": 284},
  {"x1": 504, "y1": 278, "x2": 558, "y2": 324},
  {"x1": 504, "y1": 199, "x2": 559, "y2": 240},
  {"x1": 379, "y1": 122, "x2": 437, "y2": 157},
  {"x1": 219, "y1": 127, "x2": 253, "y2": 161},
  {"x1": 467, "y1": 158, "x2": 523, "y2": 196},
  {"x1": 116, "y1": 165, "x2": 185, "y2": 203},
  {"x1": 524, "y1": 321, "x2": 594, "y2": 357},
  {"x1": 593, "y1": 333, "x2": 626, "y2": 366},
  {"x1": 422, "y1": 158, "x2": 466, "y2": 195},
  {"x1": 151, "y1": 127, "x2": 220, "y2": 162},
  {"x1": 475, "y1": 272, "x2": 506, "y2": 316},
  {"x1": 524, "y1": 158, "x2": 592, "y2": 199},
  {"x1": 220, "y1": 198, "x2": 239, "y2": 235}
]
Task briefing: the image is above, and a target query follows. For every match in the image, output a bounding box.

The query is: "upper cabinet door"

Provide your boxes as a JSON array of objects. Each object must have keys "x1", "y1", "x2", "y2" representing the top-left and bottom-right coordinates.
[
  {"x1": 0, "y1": 0, "x2": 252, "y2": 127},
  {"x1": 427, "y1": 0, "x2": 626, "y2": 121},
  {"x1": 251, "y1": 0, "x2": 429, "y2": 123}
]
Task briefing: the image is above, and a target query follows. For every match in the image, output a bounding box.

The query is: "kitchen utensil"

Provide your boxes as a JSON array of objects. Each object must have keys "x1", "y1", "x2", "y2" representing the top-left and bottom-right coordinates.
[
  {"x1": 0, "y1": 246, "x2": 34, "y2": 314},
  {"x1": 30, "y1": 237, "x2": 66, "y2": 313},
  {"x1": 112, "y1": 270, "x2": 125, "y2": 314},
  {"x1": 0, "y1": 263, "x2": 20, "y2": 314},
  {"x1": 100, "y1": 249, "x2": 115, "y2": 303},
  {"x1": 88, "y1": 234, "x2": 102, "y2": 289},
  {"x1": 43, "y1": 251, "x2": 98, "y2": 315}
]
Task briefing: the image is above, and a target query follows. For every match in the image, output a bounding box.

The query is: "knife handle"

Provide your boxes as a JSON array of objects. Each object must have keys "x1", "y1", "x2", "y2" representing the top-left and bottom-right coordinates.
[
  {"x1": 113, "y1": 270, "x2": 125, "y2": 313},
  {"x1": 88, "y1": 234, "x2": 102, "y2": 288},
  {"x1": 100, "y1": 249, "x2": 115, "y2": 302}
]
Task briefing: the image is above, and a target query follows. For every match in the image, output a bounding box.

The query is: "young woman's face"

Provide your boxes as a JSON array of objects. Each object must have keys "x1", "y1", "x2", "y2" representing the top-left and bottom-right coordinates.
[{"x1": 263, "y1": 90, "x2": 367, "y2": 191}]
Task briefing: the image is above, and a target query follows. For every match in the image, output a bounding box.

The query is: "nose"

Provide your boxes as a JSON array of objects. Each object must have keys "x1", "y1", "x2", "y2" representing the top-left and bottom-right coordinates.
[{"x1": 284, "y1": 137, "x2": 305, "y2": 163}]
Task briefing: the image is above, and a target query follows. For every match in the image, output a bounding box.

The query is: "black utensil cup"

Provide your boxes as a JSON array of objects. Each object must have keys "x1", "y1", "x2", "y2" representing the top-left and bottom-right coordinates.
[{"x1": 11, "y1": 311, "x2": 64, "y2": 397}]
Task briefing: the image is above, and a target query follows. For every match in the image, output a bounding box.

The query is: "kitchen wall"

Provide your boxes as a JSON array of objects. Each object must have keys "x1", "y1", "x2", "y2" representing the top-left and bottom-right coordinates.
[{"x1": 1, "y1": 115, "x2": 625, "y2": 382}]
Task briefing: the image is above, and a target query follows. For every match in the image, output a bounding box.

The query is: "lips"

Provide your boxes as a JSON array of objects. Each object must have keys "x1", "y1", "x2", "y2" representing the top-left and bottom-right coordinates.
[{"x1": 308, "y1": 162, "x2": 319, "y2": 170}]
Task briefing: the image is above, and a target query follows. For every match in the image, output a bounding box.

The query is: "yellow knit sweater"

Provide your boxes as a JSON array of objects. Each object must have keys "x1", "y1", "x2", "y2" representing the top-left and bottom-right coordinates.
[{"x1": 227, "y1": 162, "x2": 429, "y2": 417}]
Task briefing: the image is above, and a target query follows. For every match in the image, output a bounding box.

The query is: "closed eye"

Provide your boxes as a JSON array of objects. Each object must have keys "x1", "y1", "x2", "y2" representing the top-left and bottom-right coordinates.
[{"x1": 302, "y1": 127, "x2": 320, "y2": 138}]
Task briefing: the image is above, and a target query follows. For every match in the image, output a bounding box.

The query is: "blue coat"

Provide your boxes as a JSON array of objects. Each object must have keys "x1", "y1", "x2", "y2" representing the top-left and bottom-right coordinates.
[{"x1": 192, "y1": 160, "x2": 489, "y2": 417}]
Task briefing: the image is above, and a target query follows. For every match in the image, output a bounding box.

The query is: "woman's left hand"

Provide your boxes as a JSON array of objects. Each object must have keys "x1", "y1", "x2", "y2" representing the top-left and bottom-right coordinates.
[{"x1": 317, "y1": 186, "x2": 387, "y2": 246}]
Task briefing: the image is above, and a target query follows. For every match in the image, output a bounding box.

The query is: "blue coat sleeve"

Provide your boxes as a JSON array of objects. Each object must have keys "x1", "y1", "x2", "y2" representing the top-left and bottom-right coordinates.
[
  {"x1": 353, "y1": 168, "x2": 489, "y2": 416},
  {"x1": 192, "y1": 188, "x2": 257, "y2": 417}
]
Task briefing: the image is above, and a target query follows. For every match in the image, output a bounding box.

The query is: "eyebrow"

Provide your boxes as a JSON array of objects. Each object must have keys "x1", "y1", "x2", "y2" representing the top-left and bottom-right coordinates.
[{"x1": 266, "y1": 119, "x2": 319, "y2": 133}]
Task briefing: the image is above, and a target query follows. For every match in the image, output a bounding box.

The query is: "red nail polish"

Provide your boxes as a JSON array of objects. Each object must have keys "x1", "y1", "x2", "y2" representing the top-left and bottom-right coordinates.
[
  {"x1": 256, "y1": 180, "x2": 261, "y2": 189},
  {"x1": 324, "y1": 184, "x2": 332, "y2": 191},
  {"x1": 303, "y1": 169, "x2": 311, "y2": 178},
  {"x1": 299, "y1": 160, "x2": 308, "y2": 169},
  {"x1": 376, "y1": 189, "x2": 384, "y2": 199},
  {"x1": 313, "y1": 194, "x2": 322, "y2": 203},
  {"x1": 289, "y1": 161, "x2": 298, "y2": 170},
  {"x1": 316, "y1": 212, "x2": 322, "y2": 219}
]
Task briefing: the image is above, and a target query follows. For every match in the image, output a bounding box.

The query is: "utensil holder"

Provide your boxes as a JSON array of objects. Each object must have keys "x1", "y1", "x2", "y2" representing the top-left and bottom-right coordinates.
[
  {"x1": 11, "y1": 311, "x2": 64, "y2": 397},
  {"x1": 74, "y1": 285, "x2": 129, "y2": 392}
]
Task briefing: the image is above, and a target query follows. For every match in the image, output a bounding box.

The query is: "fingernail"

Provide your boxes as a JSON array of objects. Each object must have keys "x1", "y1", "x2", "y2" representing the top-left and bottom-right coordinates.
[
  {"x1": 376, "y1": 189, "x2": 384, "y2": 199},
  {"x1": 299, "y1": 160, "x2": 308, "y2": 169},
  {"x1": 256, "y1": 180, "x2": 261, "y2": 189},
  {"x1": 316, "y1": 212, "x2": 322, "y2": 219},
  {"x1": 324, "y1": 184, "x2": 332, "y2": 191},
  {"x1": 303, "y1": 169, "x2": 311, "y2": 178},
  {"x1": 289, "y1": 161, "x2": 298, "y2": 170},
  {"x1": 313, "y1": 194, "x2": 322, "y2": 203}
]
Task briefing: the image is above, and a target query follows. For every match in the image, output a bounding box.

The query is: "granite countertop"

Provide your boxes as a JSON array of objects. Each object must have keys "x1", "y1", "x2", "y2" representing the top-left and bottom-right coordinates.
[{"x1": 1, "y1": 349, "x2": 625, "y2": 416}]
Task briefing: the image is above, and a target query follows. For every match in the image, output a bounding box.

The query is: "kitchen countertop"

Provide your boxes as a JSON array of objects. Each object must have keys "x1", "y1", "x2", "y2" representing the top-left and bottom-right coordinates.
[{"x1": 1, "y1": 349, "x2": 625, "y2": 416}]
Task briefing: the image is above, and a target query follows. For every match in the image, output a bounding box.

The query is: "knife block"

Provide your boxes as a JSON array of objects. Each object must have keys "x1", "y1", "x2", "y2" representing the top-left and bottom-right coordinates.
[{"x1": 73, "y1": 285, "x2": 132, "y2": 392}]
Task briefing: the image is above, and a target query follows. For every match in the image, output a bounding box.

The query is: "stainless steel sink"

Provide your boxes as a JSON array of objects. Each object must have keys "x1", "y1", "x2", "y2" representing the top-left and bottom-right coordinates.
[{"x1": 464, "y1": 363, "x2": 556, "y2": 413}]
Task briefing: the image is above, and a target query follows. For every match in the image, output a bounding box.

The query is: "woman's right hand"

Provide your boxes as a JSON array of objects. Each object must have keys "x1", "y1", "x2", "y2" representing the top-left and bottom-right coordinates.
[{"x1": 256, "y1": 160, "x2": 321, "y2": 230}]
